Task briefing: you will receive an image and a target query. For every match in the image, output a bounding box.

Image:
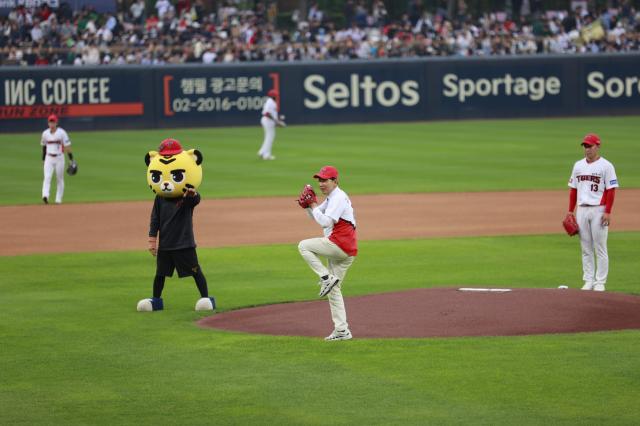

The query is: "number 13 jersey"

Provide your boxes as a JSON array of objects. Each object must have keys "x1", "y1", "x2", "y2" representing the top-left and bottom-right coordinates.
[{"x1": 568, "y1": 157, "x2": 619, "y2": 206}]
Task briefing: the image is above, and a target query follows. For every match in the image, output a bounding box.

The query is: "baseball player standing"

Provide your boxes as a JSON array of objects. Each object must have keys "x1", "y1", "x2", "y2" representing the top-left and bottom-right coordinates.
[
  {"x1": 567, "y1": 133, "x2": 619, "y2": 291},
  {"x1": 298, "y1": 166, "x2": 358, "y2": 341},
  {"x1": 257, "y1": 89, "x2": 285, "y2": 160},
  {"x1": 41, "y1": 114, "x2": 75, "y2": 204}
]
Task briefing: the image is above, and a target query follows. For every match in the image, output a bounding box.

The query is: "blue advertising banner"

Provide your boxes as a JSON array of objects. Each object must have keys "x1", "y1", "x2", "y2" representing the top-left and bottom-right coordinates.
[
  {"x1": 0, "y1": 67, "x2": 153, "y2": 131},
  {"x1": 580, "y1": 57, "x2": 640, "y2": 110},
  {"x1": 426, "y1": 57, "x2": 572, "y2": 119},
  {"x1": 155, "y1": 66, "x2": 280, "y2": 128},
  {"x1": 1, "y1": 54, "x2": 639, "y2": 133},
  {"x1": 296, "y1": 61, "x2": 427, "y2": 123}
]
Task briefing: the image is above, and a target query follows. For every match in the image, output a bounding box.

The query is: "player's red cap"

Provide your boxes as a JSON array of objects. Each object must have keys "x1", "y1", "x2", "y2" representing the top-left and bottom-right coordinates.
[
  {"x1": 313, "y1": 165, "x2": 339, "y2": 180},
  {"x1": 48, "y1": 114, "x2": 58, "y2": 122},
  {"x1": 158, "y1": 138, "x2": 183, "y2": 155},
  {"x1": 582, "y1": 133, "x2": 601, "y2": 146},
  {"x1": 267, "y1": 89, "x2": 278, "y2": 98}
]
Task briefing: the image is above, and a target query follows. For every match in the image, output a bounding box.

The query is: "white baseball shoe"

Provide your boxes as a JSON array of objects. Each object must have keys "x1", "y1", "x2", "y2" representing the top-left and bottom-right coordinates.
[
  {"x1": 319, "y1": 275, "x2": 340, "y2": 297},
  {"x1": 581, "y1": 282, "x2": 595, "y2": 291},
  {"x1": 593, "y1": 284, "x2": 606, "y2": 292},
  {"x1": 137, "y1": 297, "x2": 164, "y2": 311},
  {"x1": 325, "y1": 329, "x2": 352, "y2": 341},
  {"x1": 262, "y1": 155, "x2": 276, "y2": 160},
  {"x1": 195, "y1": 296, "x2": 216, "y2": 311}
]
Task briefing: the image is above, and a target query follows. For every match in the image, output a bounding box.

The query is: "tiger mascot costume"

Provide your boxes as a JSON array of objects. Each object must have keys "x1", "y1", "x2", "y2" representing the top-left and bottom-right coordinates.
[{"x1": 137, "y1": 138, "x2": 215, "y2": 312}]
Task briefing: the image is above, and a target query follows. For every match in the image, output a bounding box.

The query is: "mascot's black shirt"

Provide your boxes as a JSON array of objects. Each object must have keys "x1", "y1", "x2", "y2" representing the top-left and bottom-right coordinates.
[{"x1": 149, "y1": 193, "x2": 200, "y2": 250}]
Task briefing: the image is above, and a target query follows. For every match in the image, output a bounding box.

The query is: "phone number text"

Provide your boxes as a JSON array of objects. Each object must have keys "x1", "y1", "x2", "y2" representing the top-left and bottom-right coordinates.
[{"x1": 171, "y1": 96, "x2": 265, "y2": 113}]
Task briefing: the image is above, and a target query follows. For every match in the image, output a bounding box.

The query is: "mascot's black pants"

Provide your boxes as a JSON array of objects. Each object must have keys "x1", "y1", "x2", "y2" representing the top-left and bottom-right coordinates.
[{"x1": 153, "y1": 248, "x2": 208, "y2": 298}]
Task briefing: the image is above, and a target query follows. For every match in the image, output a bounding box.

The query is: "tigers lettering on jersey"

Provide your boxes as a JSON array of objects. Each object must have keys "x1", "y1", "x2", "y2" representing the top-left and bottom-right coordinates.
[
  {"x1": 568, "y1": 157, "x2": 619, "y2": 206},
  {"x1": 576, "y1": 175, "x2": 601, "y2": 184}
]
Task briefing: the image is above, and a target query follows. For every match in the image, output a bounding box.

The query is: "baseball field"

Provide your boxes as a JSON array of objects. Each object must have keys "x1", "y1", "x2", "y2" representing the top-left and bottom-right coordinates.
[{"x1": 2, "y1": 116, "x2": 640, "y2": 424}]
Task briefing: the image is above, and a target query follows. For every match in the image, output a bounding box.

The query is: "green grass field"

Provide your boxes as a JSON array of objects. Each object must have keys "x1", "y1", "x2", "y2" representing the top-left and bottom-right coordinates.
[
  {"x1": 1, "y1": 235, "x2": 640, "y2": 425},
  {"x1": 3, "y1": 116, "x2": 640, "y2": 205},
  {"x1": 2, "y1": 117, "x2": 640, "y2": 424}
]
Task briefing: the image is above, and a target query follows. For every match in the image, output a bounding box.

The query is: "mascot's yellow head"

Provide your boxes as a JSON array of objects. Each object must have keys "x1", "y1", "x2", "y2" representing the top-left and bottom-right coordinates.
[{"x1": 145, "y1": 138, "x2": 203, "y2": 198}]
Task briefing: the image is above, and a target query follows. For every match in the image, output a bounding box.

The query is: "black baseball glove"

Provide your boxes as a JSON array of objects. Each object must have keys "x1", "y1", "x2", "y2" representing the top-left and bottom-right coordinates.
[{"x1": 67, "y1": 160, "x2": 78, "y2": 176}]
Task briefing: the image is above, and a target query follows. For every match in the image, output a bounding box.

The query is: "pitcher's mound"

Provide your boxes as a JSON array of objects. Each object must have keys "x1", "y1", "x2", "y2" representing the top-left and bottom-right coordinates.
[{"x1": 197, "y1": 287, "x2": 640, "y2": 338}]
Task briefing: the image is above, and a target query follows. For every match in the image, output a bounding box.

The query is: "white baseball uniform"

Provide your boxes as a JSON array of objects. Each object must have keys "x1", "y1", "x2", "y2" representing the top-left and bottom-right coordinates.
[
  {"x1": 568, "y1": 157, "x2": 619, "y2": 288},
  {"x1": 298, "y1": 186, "x2": 357, "y2": 332},
  {"x1": 258, "y1": 97, "x2": 278, "y2": 160},
  {"x1": 41, "y1": 127, "x2": 71, "y2": 204}
]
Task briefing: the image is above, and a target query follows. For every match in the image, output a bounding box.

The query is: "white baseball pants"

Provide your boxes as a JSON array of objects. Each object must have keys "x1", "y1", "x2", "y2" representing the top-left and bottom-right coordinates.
[
  {"x1": 258, "y1": 117, "x2": 275, "y2": 159},
  {"x1": 298, "y1": 237, "x2": 355, "y2": 332},
  {"x1": 576, "y1": 205, "x2": 609, "y2": 287},
  {"x1": 42, "y1": 155, "x2": 65, "y2": 203}
]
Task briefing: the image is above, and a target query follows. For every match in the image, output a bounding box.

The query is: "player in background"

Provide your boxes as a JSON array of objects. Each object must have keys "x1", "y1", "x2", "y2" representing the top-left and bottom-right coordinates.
[
  {"x1": 298, "y1": 166, "x2": 358, "y2": 341},
  {"x1": 41, "y1": 114, "x2": 74, "y2": 204},
  {"x1": 257, "y1": 89, "x2": 286, "y2": 160},
  {"x1": 567, "y1": 133, "x2": 619, "y2": 291}
]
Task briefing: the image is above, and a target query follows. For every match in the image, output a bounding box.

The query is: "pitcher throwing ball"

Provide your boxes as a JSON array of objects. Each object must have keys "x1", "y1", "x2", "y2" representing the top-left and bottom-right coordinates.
[
  {"x1": 567, "y1": 133, "x2": 619, "y2": 292},
  {"x1": 297, "y1": 166, "x2": 357, "y2": 341}
]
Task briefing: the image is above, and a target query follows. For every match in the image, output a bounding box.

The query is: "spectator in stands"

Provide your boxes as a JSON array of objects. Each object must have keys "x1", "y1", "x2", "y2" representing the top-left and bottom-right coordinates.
[
  {"x1": 1, "y1": 0, "x2": 639, "y2": 67},
  {"x1": 130, "y1": 0, "x2": 146, "y2": 25},
  {"x1": 155, "y1": 0, "x2": 173, "y2": 20},
  {"x1": 308, "y1": 2, "x2": 323, "y2": 23}
]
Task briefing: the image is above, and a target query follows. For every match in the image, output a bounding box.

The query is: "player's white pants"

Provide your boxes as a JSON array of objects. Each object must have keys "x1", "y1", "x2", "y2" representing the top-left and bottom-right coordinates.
[
  {"x1": 258, "y1": 117, "x2": 275, "y2": 159},
  {"x1": 298, "y1": 237, "x2": 355, "y2": 332},
  {"x1": 577, "y1": 205, "x2": 609, "y2": 286},
  {"x1": 42, "y1": 155, "x2": 65, "y2": 203}
]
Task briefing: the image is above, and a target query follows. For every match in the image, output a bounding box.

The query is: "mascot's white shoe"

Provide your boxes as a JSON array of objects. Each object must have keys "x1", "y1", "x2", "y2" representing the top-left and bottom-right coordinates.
[
  {"x1": 195, "y1": 297, "x2": 216, "y2": 311},
  {"x1": 137, "y1": 297, "x2": 164, "y2": 312}
]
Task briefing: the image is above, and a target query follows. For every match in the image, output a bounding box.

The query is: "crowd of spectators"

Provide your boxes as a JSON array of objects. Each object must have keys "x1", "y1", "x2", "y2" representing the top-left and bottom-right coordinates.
[{"x1": 1, "y1": 0, "x2": 639, "y2": 66}]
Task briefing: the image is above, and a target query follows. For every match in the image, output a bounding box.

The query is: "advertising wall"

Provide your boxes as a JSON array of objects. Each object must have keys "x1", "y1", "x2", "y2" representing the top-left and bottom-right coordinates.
[
  {"x1": 1, "y1": 54, "x2": 639, "y2": 133},
  {"x1": 0, "y1": 68, "x2": 154, "y2": 131}
]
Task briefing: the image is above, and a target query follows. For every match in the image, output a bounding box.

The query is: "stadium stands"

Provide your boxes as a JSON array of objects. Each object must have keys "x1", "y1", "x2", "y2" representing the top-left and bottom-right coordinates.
[{"x1": 0, "y1": 0, "x2": 638, "y2": 66}]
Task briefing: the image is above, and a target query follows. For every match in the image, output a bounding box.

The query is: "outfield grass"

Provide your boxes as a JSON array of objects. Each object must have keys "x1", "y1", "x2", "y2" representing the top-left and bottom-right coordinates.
[
  {"x1": 3, "y1": 116, "x2": 639, "y2": 424},
  {"x1": 3, "y1": 116, "x2": 640, "y2": 205},
  {"x1": 1, "y1": 234, "x2": 639, "y2": 425}
]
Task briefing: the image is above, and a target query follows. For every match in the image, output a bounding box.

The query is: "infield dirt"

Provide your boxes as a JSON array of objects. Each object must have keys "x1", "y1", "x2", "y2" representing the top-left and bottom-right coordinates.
[{"x1": 2, "y1": 189, "x2": 640, "y2": 256}]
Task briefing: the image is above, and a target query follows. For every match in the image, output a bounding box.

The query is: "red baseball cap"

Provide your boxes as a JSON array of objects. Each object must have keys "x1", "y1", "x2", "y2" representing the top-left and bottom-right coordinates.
[
  {"x1": 267, "y1": 89, "x2": 278, "y2": 98},
  {"x1": 48, "y1": 114, "x2": 58, "y2": 123},
  {"x1": 582, "y1": 133, "x2": 601, "y2": 146},
  {"x1": 158, "y1": 138, "x2": 183, "y2": 155},
  {"x1": 313, "y1": 166, "x2": 339, "y2": 180}
]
